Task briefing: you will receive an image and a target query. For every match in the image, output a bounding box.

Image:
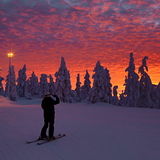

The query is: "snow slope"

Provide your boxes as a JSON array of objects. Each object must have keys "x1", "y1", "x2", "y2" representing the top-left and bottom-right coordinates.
[{"x1": 0, "y1": 96, "x2": 160, "y2": 160}]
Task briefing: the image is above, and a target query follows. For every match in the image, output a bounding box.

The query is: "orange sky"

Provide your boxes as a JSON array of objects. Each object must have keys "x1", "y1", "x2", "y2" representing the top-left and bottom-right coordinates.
[{"x1": 0, "y1": 0, "x2": 160, "y2": 93}]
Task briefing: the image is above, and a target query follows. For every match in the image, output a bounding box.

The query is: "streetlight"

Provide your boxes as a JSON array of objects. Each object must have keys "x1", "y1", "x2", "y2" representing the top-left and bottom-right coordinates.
[
  {"x1": 7, "y1": 52, "x2": 14, "y2": 98},
  {"x1": 7, "y1": 52, "x2": 14, "y2": 68}
]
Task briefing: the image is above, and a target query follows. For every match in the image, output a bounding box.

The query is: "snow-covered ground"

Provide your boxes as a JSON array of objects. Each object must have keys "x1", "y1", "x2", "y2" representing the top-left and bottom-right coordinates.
[{"x1": 0, "y1": 96, "x2": 160, "y2": 160}]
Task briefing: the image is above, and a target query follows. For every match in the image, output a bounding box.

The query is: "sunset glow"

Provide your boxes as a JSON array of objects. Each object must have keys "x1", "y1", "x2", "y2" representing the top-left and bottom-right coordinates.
[{"x1": 0, "y1": 0, "x2": 160, "y2": 93}]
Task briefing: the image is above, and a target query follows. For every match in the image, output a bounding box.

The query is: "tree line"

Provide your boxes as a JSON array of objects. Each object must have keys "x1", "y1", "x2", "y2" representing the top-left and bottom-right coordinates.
[{"x1": 0, "y1": 53, "x2": 159, "y2": 108}]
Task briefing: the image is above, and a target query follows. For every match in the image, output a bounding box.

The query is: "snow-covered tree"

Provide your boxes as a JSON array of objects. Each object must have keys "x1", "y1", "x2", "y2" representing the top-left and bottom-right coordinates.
[
  {"x1": 120, "y1": 52, "x2": 140, "y2": 107},
  {"x1": 5, "y1": 75, "x2": 9, "y2": 97},
  {"x1": 137, "y1": 56, "x2": 155, "y2": 108},
  {"x1": 24, "y1": 79, "x2": 32, "y2": 99},
  {"x1": 55, "y1": 57, "x2": 74, "y2": 102},
  {"x1": 151, "y1": 83, "x2": 160, "y2": 108},
  {"x1": 75, "y1": 74, "x2": 81, "y2": 101},
  {"x1": 0, "y1": 76, "x2": 4, "y2": 96},
  {"x1": 112, "y1": 85, "x2": 119, "y2": 105},
  {"x1": 39, "y1": 74, "x2": 49, "y2": 97},
  {"x1": 155, "y1": 83, "x2": 160, "y2": 108},
  {"x1": 48, "y1": 74, "x2": 55, "y2": 95},
  {"x1": 17, "y1": 64, "x2": 27, "y2": 97},
  {"x1": 88, "y1": 61, "x2": 112, "y2": 103},
  {"x1": 119, "y1": 90, "x2": 127, "y2": 106},
  {"x1": 28, "y1": 71, "x2": 39, "y2": 97},
  {"x1": 81, "y1": 70, "x2": 91, "y2": 100},
  {"x1": 7, "y1": 65, "x2": 17, "y2": 101}
]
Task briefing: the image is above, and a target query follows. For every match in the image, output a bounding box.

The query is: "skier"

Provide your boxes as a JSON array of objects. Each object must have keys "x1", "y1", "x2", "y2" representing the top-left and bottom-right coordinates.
[{"x1": 39, "y1": 92, "x2": 60, "y2": 140}]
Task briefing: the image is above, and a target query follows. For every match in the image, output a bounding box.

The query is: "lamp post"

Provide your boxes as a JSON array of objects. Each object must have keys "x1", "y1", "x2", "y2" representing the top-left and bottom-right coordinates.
[
  {"x1": 7, "y1": 52, "x2": 14, "y2": 97},
  {"x1": 7, "y1": 52, "x2": 14, "y2": 69}
]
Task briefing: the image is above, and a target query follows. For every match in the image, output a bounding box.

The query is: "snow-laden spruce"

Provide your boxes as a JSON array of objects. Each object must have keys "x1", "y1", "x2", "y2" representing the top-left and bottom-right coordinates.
[
  {"x1": 75, "y1": 74, "x2": 81, "y2": 102},
  {"x1": 151, "y1": 83, "x2": 160, "y2": 108},
  {"x1": 80, "y1": 70, "x2": 91, "y2": 100},
  {"x1": 0, "y1": 76, "x2": 4, "y2": 96},
  {"x1": 17, "y1": 64, "x2": 27, "y2": 97},
  {"x1": 88, "y1": 61, "x2": 112, "y2": 103},
  {"x1": 55, "y1": 57, "x2": 74, "y2": 103},
  {"x1": 120, "y1": 52, "x2": 140, "y2": 107},
  {"x1": 155, "y1": 83, "x2": 160, "y2": 108},
  {"x1": 39, "y1": 74, "x2": 49, "y2": 97},
  {"x1": 27, "y1": 71, "x2": 40, "y2": 97},
  {"x1": 137, "y1": 56, "x2": 156, "y2": 108},
  {"x1": 24, "y1": 79, "x2": 32, "y2": 99},
  {"x1": 48, "y1": 74, "x2": 55, "y2": 95},
  {"x1": 7, "y1": 65, "x2": 17, "y2": 101},
  {"x1": 112, "y1": 85, "x2": 119, "y2": 105}
]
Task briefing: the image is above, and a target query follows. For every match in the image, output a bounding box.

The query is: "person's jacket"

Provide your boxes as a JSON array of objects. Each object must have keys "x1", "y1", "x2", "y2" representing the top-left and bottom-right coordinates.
[{"x1": 41, "y1": 95, "x2": 60, "y2": 118}]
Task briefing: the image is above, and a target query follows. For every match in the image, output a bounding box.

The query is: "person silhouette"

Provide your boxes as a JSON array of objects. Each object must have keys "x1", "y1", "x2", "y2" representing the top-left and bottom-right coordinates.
[{"x1": 39, "y1": 92, "x2": 60, "y2": 140}]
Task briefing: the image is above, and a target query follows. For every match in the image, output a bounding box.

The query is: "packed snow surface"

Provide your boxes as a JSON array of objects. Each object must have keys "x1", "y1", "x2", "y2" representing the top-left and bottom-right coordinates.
[{"x1": 0, "y1": 96, "x2": 160, "y2": 160}]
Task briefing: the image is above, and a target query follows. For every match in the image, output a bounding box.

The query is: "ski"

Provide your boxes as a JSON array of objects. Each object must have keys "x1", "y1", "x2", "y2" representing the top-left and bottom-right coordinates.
[
  {"x1": 37, "y1": 134, "x2": 66, "y2": 145},
  {"x1": 26, "y1": 139, "x2": 40, "y2": 144},
  {"x1": 26, "y1": 138, "x2": 48, "y2": 144}
]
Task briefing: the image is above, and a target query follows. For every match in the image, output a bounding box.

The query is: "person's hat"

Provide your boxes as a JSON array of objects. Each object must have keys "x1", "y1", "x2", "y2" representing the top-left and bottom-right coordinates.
[{"x1": 44, "y1": 92, "x2": 51, "y2": 96}]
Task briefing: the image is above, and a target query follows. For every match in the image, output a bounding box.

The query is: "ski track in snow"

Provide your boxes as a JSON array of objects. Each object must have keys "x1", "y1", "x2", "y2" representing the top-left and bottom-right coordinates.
[{"x1": 0, "y1": 96, "x2": 160, "y2": 160}]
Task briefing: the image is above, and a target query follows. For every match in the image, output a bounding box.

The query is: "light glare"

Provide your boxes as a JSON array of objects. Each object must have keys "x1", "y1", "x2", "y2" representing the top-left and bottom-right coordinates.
[{"x1": 7, "y1": 52, "x2": 14, "y2": 58}]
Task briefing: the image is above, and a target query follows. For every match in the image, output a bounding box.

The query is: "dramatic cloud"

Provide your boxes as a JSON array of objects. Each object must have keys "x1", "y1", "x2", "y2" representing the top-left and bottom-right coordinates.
[{"x1": 0, "y1": 0, "x2": 159, "y2": 91}]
